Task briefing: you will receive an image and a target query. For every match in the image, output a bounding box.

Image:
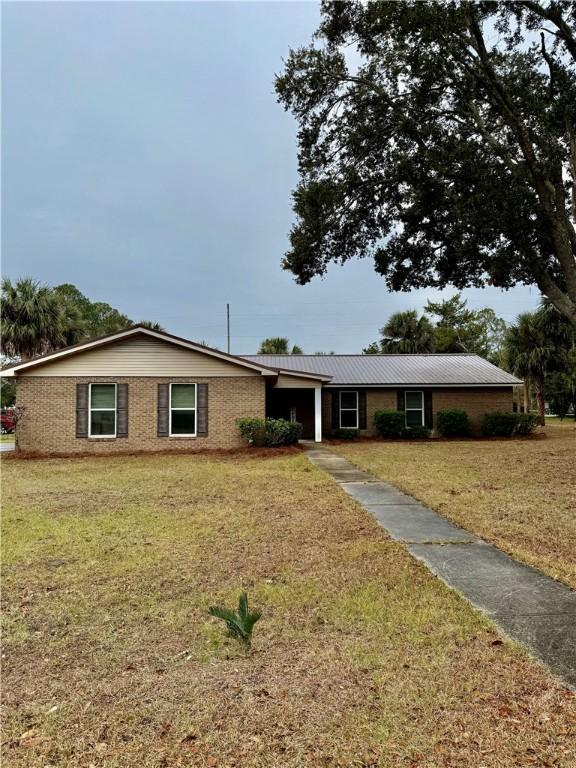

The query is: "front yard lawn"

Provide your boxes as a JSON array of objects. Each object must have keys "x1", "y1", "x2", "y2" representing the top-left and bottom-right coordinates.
[
  {"x1": 2, "y1": 450, "x2": 575, "y2": 767},
  {"x1": 333, "y1": 423, "x2": 576, "y2": 589}
]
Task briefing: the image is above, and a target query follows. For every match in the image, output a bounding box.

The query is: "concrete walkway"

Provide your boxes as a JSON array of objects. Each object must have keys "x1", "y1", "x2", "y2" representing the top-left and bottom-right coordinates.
[{"x1": 305, "y1": 444, "x2": 576, "y2": 688}]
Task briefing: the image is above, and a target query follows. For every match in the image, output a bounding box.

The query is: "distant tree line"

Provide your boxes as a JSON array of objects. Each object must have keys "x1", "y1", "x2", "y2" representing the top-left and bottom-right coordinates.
[
  {"x1": 1, "y1": 277, "x2": 163, "y2": 362},
  {"x1": 258, "y1": 337, "x2": 303, "y2": 354},
  {"x1": 257, "y1": 337, "x2": 335, "y2": 355},
  {"x1": 363, "y1": 294, "x2": 507, "y2": 363}
]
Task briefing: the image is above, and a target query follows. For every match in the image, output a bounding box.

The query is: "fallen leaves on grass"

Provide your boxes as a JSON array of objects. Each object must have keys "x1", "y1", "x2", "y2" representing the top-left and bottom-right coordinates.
[{"x1": 2, "y1": 451, "x2": 575, "y2": 767}]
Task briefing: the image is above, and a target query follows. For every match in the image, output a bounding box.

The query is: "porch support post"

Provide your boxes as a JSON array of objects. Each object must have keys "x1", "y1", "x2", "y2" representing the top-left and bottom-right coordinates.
[{"x1": 314, "y1": 387, "x2": 322, "y2": 442}]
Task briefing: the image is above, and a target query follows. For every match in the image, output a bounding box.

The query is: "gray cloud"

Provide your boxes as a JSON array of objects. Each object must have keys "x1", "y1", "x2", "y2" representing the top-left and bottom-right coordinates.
[{"x1": 2, "y1": 1, "x2": 538, "y2": 352}]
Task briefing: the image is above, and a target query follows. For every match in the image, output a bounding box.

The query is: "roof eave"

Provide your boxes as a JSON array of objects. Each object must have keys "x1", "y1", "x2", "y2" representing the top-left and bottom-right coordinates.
[
  {"x1": 322, "y1": 381, "x2": 522, "y2": 387},
  {"x1": 4, "y1": 326, "x2": 280, "y2": 377},
  {"x1": 277, "y1": 368, "x2": 332, "y2": 382}
]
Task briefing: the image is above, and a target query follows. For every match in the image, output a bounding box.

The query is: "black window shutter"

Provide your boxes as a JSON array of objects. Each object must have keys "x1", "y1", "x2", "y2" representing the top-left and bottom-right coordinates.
[
  {"x1": 117, "y1": 384, "x2": 128, "y2": 438},
  {"x1": 331, "y1": 391, "x2": 340, "y2": 429},
  {"x1": 397, "y1": 390, "x2": 405, "y2": 412},
  {"x1": 76, "y1": 383, "x2": 89, "y2": 438},
  {"x1": 424, "y1": 391, "x2": 433, "y2": 429},
  {"x1": 358, "y1": 391, "x2": 367, "y2": 429},
  {"x1": 157, "y1": 383, "x2": 169, "y2": 437},
  {"x1": 197, "y1": 383, "x2": 208, "y2": 436}
]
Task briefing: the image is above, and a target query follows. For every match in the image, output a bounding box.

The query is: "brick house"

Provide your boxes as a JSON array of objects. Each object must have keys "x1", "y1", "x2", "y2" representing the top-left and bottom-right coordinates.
[{"x1": 5, "y1": 326, "x2": 522, "y2": 454}]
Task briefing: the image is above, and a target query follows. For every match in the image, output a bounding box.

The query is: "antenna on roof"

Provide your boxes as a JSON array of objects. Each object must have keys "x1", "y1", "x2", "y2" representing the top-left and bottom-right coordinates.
[{"x1": 226, "y1": 303, "x2": 230, "y2": 354}]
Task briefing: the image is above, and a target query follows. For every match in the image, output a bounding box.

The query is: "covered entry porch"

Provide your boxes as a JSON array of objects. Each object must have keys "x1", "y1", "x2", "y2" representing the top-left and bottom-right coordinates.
[{"x1": 266, "y1": 370, "x2": 328, "y2": 442}]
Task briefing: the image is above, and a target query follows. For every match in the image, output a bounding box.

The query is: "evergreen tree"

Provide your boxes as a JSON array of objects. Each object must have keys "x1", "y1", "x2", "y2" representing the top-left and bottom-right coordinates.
[{"x1": 276, "y1": 2, "x2": 576, "y2": 322}]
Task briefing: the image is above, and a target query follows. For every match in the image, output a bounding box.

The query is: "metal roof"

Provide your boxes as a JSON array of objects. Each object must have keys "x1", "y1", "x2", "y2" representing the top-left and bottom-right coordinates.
[{"x1": 240, "y1": 354, "x2": 522, "y2": 387}]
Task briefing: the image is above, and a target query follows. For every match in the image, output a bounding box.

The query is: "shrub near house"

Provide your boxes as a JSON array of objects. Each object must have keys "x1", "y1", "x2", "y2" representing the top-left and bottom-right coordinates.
[
  {"x1": 237, "y1": 417, "x2": 302, "y2": 447},
  {"x1": 481, "y1": 412, "x2": 538, "y2": 437},
  {"x1": 375, "y1": 407, "x2": 537, "y2": 440},
  {"x1": 332, "y1": 428, "x2": 359, "y2": 440},
  {"x1": 436, "y1": 409, "x2": 471, "y2": 438},
  {"x1": 374, "y1": 410, "x2": 430, "y2": 439}
]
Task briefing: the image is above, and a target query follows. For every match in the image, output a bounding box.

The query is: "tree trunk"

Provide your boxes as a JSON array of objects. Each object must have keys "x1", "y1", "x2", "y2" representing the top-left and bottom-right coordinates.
[
  {"x1": 535, "y1": 375, "x2": 546, "y2": 425},
  {"x1": 523, "y1": 379, "x2": 530, "y2": 413}
]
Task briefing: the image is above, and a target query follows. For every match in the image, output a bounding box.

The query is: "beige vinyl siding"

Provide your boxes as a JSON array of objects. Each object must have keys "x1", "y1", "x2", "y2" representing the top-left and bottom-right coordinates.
[
  {"x1": 273, "y1": 373, "x2": 322, "y2": 389},
  {"x1": 24, "y1": 337, "x2": 261, "y2": 377}
]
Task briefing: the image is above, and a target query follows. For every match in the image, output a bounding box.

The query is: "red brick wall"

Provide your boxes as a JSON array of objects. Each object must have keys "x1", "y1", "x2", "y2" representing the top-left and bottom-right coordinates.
[{"x1": 15, "y1": 376, "x2": 266, "y2": 454}]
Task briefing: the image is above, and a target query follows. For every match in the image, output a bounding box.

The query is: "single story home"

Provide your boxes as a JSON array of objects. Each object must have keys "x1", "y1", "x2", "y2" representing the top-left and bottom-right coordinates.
[{"x1": 5, "y1": 325, "x2": 522, "y2": 454}]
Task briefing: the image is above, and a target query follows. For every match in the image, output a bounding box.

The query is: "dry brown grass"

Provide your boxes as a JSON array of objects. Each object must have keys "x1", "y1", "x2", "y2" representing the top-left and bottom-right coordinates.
[
  {"x1": 2, "y1": 450, "x2": 575, "y2": 767},
  {"x1": 334, "y1": 423, "x2": 576, "y2": 589}
]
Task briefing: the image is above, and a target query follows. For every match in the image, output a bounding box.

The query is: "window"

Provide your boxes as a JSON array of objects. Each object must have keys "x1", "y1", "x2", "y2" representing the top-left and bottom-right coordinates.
[
  {"x1": 170, "y1": 383, "x2": 197, "y2": 436},
  {"x1": 405, "y1": 391, "x2": 424, "y2": 427},
  {"x1": 89, "y1": 383, "x2": 116, "y2": 437},
  {"x1": 339, "y1": 391, "x2": 358, "y2": 429}
]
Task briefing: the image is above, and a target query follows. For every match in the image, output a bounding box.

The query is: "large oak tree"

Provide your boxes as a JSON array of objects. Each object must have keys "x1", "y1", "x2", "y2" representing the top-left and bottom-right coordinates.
[{"x1": 276, "y1": 1, "x2": 576, "y2": 322}]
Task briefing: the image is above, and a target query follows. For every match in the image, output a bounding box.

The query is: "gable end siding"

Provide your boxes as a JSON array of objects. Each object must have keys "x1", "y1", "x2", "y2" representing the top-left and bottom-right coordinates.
[{"x1": 21, "y1": 337, "x2": 261, "y2": 378}]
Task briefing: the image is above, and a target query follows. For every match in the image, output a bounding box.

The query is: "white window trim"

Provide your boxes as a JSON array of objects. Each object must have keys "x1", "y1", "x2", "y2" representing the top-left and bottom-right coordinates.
[
  {"x1": 339, "y1": 390, "x2": 359, "y2": 429},
  {"x1": 169, "y1": 382, "x2": 197, "y2": 438},
  {"x1": 405, "y1": 390, "x2": 424, "y2": 427},
  {"x1": 88, "y1": 383, "x2": 117, "y2": 438}
]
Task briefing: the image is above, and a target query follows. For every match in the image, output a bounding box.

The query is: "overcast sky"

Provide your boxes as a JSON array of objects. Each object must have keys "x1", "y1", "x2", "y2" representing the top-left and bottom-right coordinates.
[{"x1": 2, "y1": 1, "x2": 540, "y2": 353}]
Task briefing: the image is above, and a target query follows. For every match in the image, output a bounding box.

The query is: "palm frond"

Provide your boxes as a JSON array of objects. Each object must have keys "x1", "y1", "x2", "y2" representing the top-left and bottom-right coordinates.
[
  {"x1": 238, "y1": 591, "x2": 249, "y2": 621},
  {"x1": 243, "y1": 610, "x2": 262, "y2": 636},
  {"x1": 208, "y1": 606, "x2": 247, "y2": 639},
  {"x1": 208, "y1": 591, "x2": 261, "y2": 645}
]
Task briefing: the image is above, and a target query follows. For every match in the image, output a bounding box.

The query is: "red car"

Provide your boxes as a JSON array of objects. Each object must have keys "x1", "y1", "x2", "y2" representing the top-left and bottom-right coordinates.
[{"x1": 0, "y1": 409, "x2": 16, "y2": 434}]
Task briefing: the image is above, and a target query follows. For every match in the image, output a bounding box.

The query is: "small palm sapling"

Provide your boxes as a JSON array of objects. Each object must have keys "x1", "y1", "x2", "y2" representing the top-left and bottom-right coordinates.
[{"x1": 208, "y1": 592, "x2": 261, "y2": 646}]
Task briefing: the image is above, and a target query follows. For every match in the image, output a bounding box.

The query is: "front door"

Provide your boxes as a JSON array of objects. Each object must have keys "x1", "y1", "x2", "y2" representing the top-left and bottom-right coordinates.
[{"x1": 266, "y1": 388, "x2": 315, "y2": 439}]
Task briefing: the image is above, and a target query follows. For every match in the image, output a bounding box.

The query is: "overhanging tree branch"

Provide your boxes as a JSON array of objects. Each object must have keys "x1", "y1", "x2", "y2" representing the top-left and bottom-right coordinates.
[
  {"x1": 276, "y1": 1, "x2": 576, "y2": 323},
  {"x1": 519, "y1": 0, "x2": 576, "y2": 62}
]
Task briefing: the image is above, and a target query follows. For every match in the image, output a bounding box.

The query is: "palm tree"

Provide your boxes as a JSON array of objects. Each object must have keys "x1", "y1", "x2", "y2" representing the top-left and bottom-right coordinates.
[
  {"x1": 259, "y1": 337, "x2": 302, "y2": 354},
  {"x1": 504, "y1": 318, "x2": 533, "y2": 415},
  {"x1": 376, "y1": 311, "x2": 436, "y2": 353},
  {"x1": 1, "y1": 277, "x2": 81, "y2": 361},
  {"x1": 537, "y1": 299, "x2": 575, "y2": 346},
  {"x1": 137, "y1": 321, "x2": 165, "y2": 332},
  {"x1": 504, "y1": 309, "x2": 570, "y2": 424}
]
